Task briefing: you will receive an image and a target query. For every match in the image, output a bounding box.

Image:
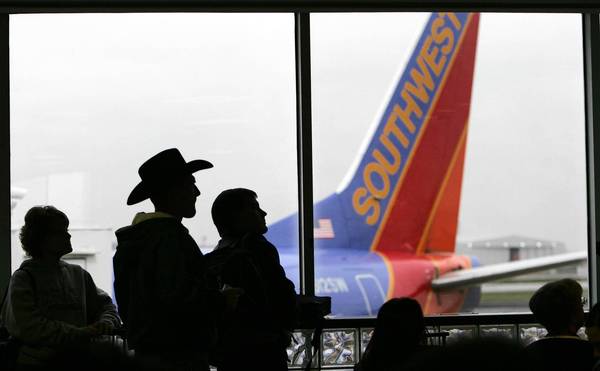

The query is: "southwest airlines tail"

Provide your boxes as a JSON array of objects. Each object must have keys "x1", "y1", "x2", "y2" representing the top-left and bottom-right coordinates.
[
  {"x1": 338, "y1": 12, "x2": 478, "y2": 255},
  {"x1": 267, "y1": 13, "x2": 480, "y2": 255},
  {"x1": 266, "y1": 13, "x2": 587, "y2": 315}
]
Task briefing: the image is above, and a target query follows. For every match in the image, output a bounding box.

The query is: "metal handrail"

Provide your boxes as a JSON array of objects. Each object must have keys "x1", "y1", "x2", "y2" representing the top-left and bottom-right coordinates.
[
  {"x1": 106, "y1": 313, "x2": 561, "y2": 370},
  {"x1": 318, "y1": 312, "x2": 538, "y2": 329}
]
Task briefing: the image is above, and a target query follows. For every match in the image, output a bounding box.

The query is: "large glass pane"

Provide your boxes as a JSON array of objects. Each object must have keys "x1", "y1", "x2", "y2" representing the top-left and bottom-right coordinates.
[
  {"x1": 10, "y1": 13, "x2": 298, "y2": 294},
  {"x1": 311, "y1": 12, "x2": 586, "y2": 316}
]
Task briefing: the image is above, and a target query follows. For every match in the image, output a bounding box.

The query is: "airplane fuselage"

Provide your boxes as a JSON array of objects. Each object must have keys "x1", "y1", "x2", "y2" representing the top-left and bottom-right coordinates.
[{"x1": 279, "y1": 247, "x2": 480, "y2": 316}]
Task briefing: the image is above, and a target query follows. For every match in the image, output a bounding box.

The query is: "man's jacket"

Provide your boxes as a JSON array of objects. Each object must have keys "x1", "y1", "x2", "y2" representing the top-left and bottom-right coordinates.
[
  {"x1": 207, "y1": 233, "x2": 297, "y2": 348},
  {"x1": 113, "y1": 213, "x2": 223, "y2": 352}
]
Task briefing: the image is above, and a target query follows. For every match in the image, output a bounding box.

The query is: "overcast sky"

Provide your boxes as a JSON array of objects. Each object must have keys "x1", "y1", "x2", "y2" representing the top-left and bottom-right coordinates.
[{"x1": 8, "y1": 12, "x2": 587, "y2": 256}]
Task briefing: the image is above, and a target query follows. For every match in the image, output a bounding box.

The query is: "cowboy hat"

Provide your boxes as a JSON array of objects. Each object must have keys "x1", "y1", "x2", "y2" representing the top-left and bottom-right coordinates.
[{"x1": 127, "y1": 148, "x2": 213, "y2": 205}]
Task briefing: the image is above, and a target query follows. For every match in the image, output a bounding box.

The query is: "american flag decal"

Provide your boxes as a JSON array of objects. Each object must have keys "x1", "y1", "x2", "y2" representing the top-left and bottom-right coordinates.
[{"x1": 314, "y1": 219, "x2": 335, "y2": 239}]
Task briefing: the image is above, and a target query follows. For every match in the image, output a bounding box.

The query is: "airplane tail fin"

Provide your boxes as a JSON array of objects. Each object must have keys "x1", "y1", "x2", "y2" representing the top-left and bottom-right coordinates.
[
  {"x1": 336, "y1": 12, "x2": 480, "y2": 255},
  {"x1": 422, "y1": 138, "x2": 467, "y2": 254}
]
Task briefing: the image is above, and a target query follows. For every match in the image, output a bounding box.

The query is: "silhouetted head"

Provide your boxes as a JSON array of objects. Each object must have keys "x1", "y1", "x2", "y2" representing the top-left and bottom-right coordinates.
[
  {"x1": 374, "y1": 297, "x2": 425, "y2": 347},
  {"x1": 127, "y1": 148, "x2": 212, "y2": 218},
  {"x1": 212, "y1": 188, "x2": 267, "y2": 238},
  {"x1": 529, "y1": 278, "x2": 585, "y2": 336},
  {"x1": 20, "y1": 206, "x2": 72, "y2": 260},
  {"x1": 359, "y1": 298, "x2": 426, "y2": 371},
  {"x1": 148, "y1": 174, "x2": 201, "y2": 219}
]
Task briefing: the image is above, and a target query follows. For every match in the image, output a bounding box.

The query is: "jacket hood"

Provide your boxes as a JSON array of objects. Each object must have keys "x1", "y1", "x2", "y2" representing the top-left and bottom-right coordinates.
[{"x1": 114, "y1": 213, "x2": 183, "y2": 269}]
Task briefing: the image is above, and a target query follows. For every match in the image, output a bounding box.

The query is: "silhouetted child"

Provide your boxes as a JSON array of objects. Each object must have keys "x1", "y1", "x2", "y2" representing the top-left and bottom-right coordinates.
[
  {"x1": 355, "y1": 298, "x2": 426, "y2": 371},
  {"x1": 207, "y1": 188, "x2": 296, "y2": 371},
  {"x1": 525, "y1": 278, "x2": 593, "y2": 371},
  {"x1": 0, "y1": 206, "x2": 120, "y2": 369}
]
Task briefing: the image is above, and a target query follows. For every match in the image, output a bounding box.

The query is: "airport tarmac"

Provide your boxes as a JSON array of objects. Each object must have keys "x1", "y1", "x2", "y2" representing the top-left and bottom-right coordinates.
[{"x1": 472, "y1": 279, "x2": 589, "y2": 313}]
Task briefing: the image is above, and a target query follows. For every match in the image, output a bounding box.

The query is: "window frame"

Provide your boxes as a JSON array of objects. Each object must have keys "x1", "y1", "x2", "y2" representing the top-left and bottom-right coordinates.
[{"x1": 0, "y1": 1, "x2": 598, "y2": 309}]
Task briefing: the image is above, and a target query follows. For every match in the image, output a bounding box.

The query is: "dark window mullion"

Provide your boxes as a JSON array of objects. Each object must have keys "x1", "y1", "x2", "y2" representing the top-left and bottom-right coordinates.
[
  {"x1": 295, "y1": 12, "x2": 315, "y2": 296},
  {"x1": 583, "y1": 12, "x2": 600, "y2": 305},
  {"x1": 0, "y1": 14, "x2": 9, "y2": 297}
]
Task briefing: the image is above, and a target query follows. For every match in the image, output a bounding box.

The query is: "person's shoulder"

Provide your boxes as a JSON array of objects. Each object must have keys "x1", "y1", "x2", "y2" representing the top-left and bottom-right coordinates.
[
  {"x1": 13, "y1": 260, "x2": 42, "y2": 278},
  {"x1": 9, "y1": 262, "x2": 40, "y2": 288},
  {"x1": 260, "y1": 236, "x2": 280, "y2": 256},
  {"x1": 58, "y1": 259, "x2": 79, "y2": 271},
  {"x1": 244, "y1": 233, "x2": 276, "y2": 249},
  {"x1": 242, "y1": 234, "x2": 280, "y2": 257},
  {"x1": 138, "y1": 216, "x2": 182, "y2": 230},
  {"x1": 241, "y1": 232, "x2": 265, "y2": 242},
  {"x1": 124, "y1": 217, "x2": 190, "y2": 245},
  {"x1": 11, "y1": 265, "x2": 32, "y2": 281},
  {"x1": 525, "y1": 337, "x2": 553, "y2": 354},
  {"x1": 16, "y1": 259, "x2": 35, "y2": 271},
  {"x1": 567, "y1": 337, "x2": 594, "y2": 352},
  {"x1": 129, "y1": 216, "x2": 183, "y2": 230},
  {"x1": 206, "y1": 244, "x2": 232, "y2": 259},
  {"x1": 527, "y1": 336, "x2": 592, "y2": 352},
  {"x1": 116, "y1": 217, "x2": 183, "y2": 245},
  {"x1": 525, "y1": 338, "x2": 546, "y2": 349},
  {"x1": 59, "y1": 260, "x2": 93, "y2": 279},
  {"x1": 155, "y1": 218, "x2": 195, "y2": 243},
  {"x1": 548, "y1": 336, "x2": 589, "y2": 344}
]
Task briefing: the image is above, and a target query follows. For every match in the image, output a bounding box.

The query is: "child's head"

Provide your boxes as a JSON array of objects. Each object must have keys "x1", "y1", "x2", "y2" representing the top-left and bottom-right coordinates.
[{"x1": 529, "y1": 278, "x2": 585, "y2": 336}]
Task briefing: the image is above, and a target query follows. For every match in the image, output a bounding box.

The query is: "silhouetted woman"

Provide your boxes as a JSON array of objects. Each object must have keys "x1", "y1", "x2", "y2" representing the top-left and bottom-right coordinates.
[
  {"x1": 0, "y1": 206, "x2": 120, "y2": 370},
  {"x1": 355, "y1": 298, "x2": 426, "y2": 371}
]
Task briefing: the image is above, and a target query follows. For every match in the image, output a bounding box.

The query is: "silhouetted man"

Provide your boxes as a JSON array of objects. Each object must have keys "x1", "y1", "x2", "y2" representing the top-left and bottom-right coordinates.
[
  {"x1": 208, "y1": 188, "x2": 296, "y2": 371},
  {"x1": 113, "y1": 148, "x2": 231, "y2": 371}
]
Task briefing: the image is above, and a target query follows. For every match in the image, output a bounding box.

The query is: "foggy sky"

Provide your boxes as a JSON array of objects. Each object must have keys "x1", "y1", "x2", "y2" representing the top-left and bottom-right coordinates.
[{"x1": 9, "y1": 13, "x2": 587, "y2": 256}]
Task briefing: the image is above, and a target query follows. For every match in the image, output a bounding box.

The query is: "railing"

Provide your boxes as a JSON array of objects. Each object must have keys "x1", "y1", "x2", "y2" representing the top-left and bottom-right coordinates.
[
  {"x1": 287, "y1": 313, "x2": 560, "y2": 370},
  {"x1": 107, "y1": 313, "x2": 571, "y2": 370}
]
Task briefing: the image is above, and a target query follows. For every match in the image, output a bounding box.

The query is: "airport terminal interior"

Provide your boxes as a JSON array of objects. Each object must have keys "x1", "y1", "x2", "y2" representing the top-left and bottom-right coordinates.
[{"x1": 2, "y1": 1, "x2": 600, "y2": 370}]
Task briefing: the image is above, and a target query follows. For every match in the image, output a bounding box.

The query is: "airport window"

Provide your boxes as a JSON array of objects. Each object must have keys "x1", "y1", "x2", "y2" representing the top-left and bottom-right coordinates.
[
  {"x1": 310, "y1": 12, "x2": 587, "y2": 316},
  {"x1": 3, "y1": 5, "x2": 600, "y2": 370},
  {"x1": 3, "y1": 8, "x2": 595, "y2": 323},
  {"x1": 9, "y1": 13, "x2": 299, "y2": 293}
]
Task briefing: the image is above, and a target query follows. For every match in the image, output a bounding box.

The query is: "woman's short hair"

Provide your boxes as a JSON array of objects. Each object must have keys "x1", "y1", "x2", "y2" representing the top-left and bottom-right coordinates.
[
  {"x1": 529, "y1": 278, "x2": 582, "y2": 334},
  {"x1": 20, "y1": 206, "x2": 69, "y2": 258}
]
